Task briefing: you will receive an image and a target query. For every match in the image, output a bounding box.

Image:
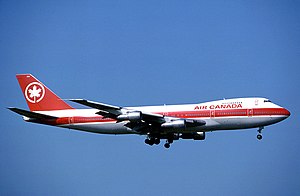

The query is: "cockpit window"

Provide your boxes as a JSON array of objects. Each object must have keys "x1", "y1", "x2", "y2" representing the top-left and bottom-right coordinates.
[{"x1": 264, "y1": 99, "x2": 272, "y2": 103}]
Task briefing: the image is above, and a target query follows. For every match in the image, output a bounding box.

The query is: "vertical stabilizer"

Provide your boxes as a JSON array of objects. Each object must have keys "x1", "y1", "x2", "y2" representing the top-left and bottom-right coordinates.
[{"x1": 16, "y1": 74, "x2": 74, "y2": 111}]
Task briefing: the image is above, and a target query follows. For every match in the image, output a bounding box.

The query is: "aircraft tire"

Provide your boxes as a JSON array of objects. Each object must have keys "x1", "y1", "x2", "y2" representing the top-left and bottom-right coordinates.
[
  {"x1": 164, "y1": 143, "x2": 170, "y2": 148},
  {"x1": 257, "y1": 134, "x2": 262, "y2": 140},
  {"x1": 154, "y1": 138, "x2": 160, "y2": 145}
]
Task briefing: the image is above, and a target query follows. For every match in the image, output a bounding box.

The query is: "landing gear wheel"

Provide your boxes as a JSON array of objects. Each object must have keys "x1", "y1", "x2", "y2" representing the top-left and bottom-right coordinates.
[
  {"x1": 256, "y1": 127, "x2": 264, "y2": 140},
  {"x1": 167, "y1": 138, "x2": 174, "y2": 144},
  {"x1": 149, "y1": 139, "x2": 155, "y2": 145},
  {"x1": 145, "y1": 138, "x2": 150, "y2": 145},
  {"x1": 145, "y1": 138, "x2": 154, "y2": 146},
  {"x1": 154, "y1": 138, "x2": 160, "y2": 145},
  {"x1": 164, "y1": 143, "x2": 170, "y2": 149},
  {"x1": 257, "y1": 134, "x2": 262, "y2": 140}
]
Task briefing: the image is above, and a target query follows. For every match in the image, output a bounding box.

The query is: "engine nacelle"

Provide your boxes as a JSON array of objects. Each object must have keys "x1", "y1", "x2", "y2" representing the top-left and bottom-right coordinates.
[
  {"x1": 181, "y1": 132, "x2": 205, "y2": 140},
  {"x1": 193, "y1": 132, "x2": 205, "y2": 140},
  {"x1": 117, "y1": 112, "x2": 141, "y2": 122},
  {"x1": 161, "y1": 120, "x2": 186, "y2": 129}
]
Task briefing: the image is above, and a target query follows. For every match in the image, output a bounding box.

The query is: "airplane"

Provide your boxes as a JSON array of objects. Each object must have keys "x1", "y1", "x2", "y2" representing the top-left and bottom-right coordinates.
[{"x1": 9, "y1": 74, "x2": 290, "y2": 148}]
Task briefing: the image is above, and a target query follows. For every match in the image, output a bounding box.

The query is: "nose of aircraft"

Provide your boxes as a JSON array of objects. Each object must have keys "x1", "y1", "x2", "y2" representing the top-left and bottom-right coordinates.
[
  {"x1": 285, "y1": 109, "x2": 291, "y2": 117},
  {"x1": 283, "y1": 108, "x2": 291, "y2": 118},
  {"x1": 272, "y1": 107, "x2": 290, "y2": 124}
]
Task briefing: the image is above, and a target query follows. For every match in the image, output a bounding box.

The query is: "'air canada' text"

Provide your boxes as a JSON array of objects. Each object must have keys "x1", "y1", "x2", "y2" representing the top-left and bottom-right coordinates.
[{"x1": 194, "y1": 103, "x2": 243, "y2": 110}]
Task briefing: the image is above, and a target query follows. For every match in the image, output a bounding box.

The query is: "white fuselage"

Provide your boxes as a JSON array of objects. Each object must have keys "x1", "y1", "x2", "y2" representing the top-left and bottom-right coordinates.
[{"x1": 31, "y1": 97, "x2": 290, "y2": 135}]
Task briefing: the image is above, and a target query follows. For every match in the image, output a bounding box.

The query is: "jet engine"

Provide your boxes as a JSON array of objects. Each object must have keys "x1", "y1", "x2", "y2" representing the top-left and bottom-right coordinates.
[
  {"x1": 180, "y1": 132, "x2": 205, "y2": 140},
  {"x1": 117, "y1": 112, "x2": 141, "y2": 122},
  {"x1": 161, "y1": 120, "x2": 186, "y2": 129}
]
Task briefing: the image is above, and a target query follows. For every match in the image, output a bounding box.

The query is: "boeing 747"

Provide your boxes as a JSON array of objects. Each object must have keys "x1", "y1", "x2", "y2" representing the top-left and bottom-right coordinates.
[{"x1": 9, "y1": 74, "x2": 290, "y2": 148}]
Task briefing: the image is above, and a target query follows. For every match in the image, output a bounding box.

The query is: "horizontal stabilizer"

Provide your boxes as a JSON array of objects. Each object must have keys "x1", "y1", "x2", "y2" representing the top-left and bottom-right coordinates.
[{"x1": 8, "y1": 107, "x2": 57, "y2": 119}]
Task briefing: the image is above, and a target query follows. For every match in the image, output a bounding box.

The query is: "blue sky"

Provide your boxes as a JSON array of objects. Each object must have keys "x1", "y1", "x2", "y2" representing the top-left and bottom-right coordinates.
[{"x1": 1, "y1": 0, "x2": 299, "y2": 195}]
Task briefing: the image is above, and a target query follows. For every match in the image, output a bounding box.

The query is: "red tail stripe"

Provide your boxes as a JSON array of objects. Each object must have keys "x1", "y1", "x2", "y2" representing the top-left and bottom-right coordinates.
[{"x1": 16, "y1": 74, "x2": 74, "y2": 111}]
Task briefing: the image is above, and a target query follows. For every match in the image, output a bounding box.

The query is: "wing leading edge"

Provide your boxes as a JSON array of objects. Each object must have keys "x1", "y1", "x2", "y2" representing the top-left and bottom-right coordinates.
[{"x1": 69, "y1": 99, "x2": 206, "y2": 127}]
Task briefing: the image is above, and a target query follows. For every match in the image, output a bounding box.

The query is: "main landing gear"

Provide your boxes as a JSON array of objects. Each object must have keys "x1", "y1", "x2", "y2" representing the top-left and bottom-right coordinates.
[
  {"x1": 164, "y1": 138, "x2": 173, "y2": 149},
  {"x1": 257, "y1": 127, "x2": 264, "y2": 140},
  {"x1": 145, "y1": 138, "x2": 160, "y2": 146},
  {"x1": 145, "y1": 135, "x2": 175, "y2": 149}
]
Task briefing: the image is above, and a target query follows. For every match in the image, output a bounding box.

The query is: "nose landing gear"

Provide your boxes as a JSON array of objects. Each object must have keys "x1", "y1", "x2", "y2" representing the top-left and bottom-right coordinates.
[
  {"x1": 257, "y1": 127, "x2": 264, "y2": 140},
  {"x1": 257, "y1": 134, "x2": 262, "y2": 140}
]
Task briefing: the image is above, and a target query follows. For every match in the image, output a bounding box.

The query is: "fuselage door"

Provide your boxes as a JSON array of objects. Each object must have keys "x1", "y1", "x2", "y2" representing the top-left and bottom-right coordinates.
[
  {"x1": 210, "y1": 110, "x2": 215, "y2": 118},
  {"x1": 69, "y1": 116, "x2": 74, "y2": 124},
  {"x1": 163, "y1": 104, "x2": 168, "y2": 116},
  {"x1": 247, "y1": 109, "x2": 253, "y2": 117}
]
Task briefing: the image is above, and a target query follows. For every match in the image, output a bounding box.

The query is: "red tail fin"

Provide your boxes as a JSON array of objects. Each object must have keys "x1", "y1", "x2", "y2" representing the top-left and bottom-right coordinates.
[{"x1": 16, "y1": 74, "x2": 74, "y2": 111}]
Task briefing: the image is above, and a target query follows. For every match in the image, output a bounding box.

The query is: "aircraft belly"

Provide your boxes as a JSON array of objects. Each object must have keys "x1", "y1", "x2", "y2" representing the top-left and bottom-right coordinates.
[
  {"x1": 63, "y1": 122, "x2": 136, "y2": 134},
  {"x1": 203, "y1": 116, "x2": 286, "y2": 131},
  {"x1": 59, "y1": 116, "x2": 287, "y2": 134}
]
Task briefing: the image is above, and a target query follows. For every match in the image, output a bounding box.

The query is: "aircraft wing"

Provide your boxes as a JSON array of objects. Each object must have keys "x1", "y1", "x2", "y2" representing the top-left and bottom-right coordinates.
[
  {"x1": 70, "y1": 99, "x2": 206, "y2": 127},
  {"x1": 70, "y1": 99, "x2": 122, "y2": 116},
  {"x1": 70, "y1": 99, "x2": 166, "y2": 124}
]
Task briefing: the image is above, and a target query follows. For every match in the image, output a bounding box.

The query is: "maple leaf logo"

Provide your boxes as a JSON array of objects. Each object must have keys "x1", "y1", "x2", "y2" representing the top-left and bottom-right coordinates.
[
  {"x1": 29, "y1": 85, "x2": 41, "y2": 100},
  {"x1": 25, "y1": 82, "x2": 45, "y2": 103}
]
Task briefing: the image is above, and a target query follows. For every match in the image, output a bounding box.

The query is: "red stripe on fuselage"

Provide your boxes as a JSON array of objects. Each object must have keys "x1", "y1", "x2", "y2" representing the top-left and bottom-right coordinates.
[
  {"x1": 168, "y1": 108, "x2": 290, "y2": 118},
  {"x1": 30, "y1": 108, "x2": 290, "y2": 126}
]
